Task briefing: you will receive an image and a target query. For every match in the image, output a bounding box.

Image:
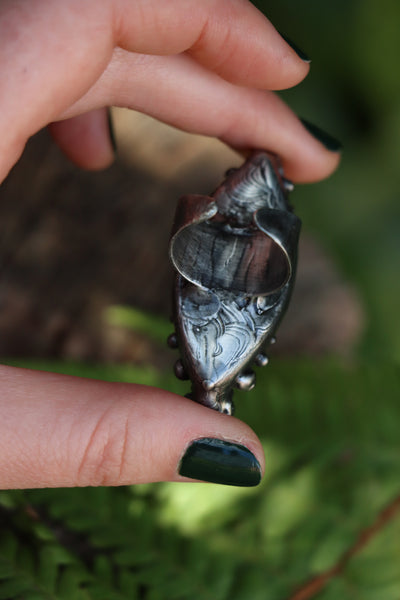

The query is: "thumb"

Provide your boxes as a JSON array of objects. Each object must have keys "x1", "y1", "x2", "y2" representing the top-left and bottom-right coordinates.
[{"x1": 0, "y1": 365, "x2": 264, "y2": 489}]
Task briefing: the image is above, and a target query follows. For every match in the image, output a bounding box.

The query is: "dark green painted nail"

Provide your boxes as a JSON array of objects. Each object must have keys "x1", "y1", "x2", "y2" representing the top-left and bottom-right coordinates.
[
  {"x1": 280, "y1": 34, "x2": 311, "y2": 63},
  {"x1": 107, "y1": 108, "x2": 117, "y2": 154},
  {"x1": 301, "y1": 118, "x2": 343, "y2": 152},
  {"x1": 179, "y1": 438, "x2": 262, "y2": 487}
]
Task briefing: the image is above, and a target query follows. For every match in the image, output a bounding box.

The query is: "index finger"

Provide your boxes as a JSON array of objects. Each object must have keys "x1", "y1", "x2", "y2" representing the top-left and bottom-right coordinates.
[{"x1": 0, "y1": 0, "x2": 308, "y2": 182}]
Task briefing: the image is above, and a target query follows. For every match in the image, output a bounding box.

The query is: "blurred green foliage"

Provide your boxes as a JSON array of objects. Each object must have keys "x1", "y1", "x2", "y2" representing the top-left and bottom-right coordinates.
[
  {"x1": 1, "y1": 359, "x2": 400, "y2": 598},
  {"x1": 255, "y1": 0, "x2": 400, "y2": 361},
  {"x1": 105, "y1": 305, "x2": 172, "y2": 346},
  {"x1": 2, "y1": 2, "x2": 400, "y2": 599}
]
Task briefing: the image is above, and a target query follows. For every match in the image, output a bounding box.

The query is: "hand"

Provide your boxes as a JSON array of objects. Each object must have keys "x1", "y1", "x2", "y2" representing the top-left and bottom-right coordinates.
[{"x1": 0, "y1": 0, "x2": 341, "y2": 489}]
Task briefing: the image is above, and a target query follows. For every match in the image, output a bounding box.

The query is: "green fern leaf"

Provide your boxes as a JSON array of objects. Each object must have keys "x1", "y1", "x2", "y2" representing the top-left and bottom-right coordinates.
[{"x1": 1, "y1": 358, "x2": 399, "y2": 599}]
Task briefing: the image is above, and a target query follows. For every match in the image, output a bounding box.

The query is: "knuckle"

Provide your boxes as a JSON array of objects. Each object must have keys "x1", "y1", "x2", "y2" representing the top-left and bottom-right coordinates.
[{"x1": 76, "y1": 407, "x2": 131, "y2": 487}]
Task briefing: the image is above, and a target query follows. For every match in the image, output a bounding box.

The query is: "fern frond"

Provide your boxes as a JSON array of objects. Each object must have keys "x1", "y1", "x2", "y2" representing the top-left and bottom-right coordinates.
[{"x1": 1, "y1": 359, "x2": 399, "y2": 599}]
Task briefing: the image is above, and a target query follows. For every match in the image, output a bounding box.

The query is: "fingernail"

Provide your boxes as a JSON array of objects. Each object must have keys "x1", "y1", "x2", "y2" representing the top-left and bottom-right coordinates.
[
  {"x1": 280, "y1": 33, "x2": 311, "y2": 63},
  {"x1": 301, "y1": 118, "x2": 343, "y2": 152},
  {"x1": 107, "y1": 108, "x2": 117, "y2": 154},
  {"x1": 179, "y1": 438, "x2": 262, "y2": 487}
]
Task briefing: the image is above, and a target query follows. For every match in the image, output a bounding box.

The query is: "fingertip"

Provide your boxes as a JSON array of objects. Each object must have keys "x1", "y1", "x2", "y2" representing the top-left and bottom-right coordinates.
[
  {"x1": 49, "y1": 108, "x2": 116, "y2": 171},
  {"x1": 73, "y1": 386, "x2": 265, "y2": 488},
  {"x1": 283, "y1": 145, "x2": 342, "y2": 184},
  {"x1": 300, "y1": 118, "x2": 343, "y2": 154},
  {"x1": 279, "y1": 33, "x2": 311, "y2": 65},
  {"x1": 184, "y1": 0, "x2": 310, "y2": 91},
  {"x1": 178, "y1": 436, "x2": 263, "y2": 487},
  {"x1": 142, "y1": 392, "x2": 266, "y2": 486},
  {"x1": 270, "y1": 33, "x2": 311, "y2": 91},
  {"x1": 283, "y1": 118, "x2": 342, "y2": 183}
]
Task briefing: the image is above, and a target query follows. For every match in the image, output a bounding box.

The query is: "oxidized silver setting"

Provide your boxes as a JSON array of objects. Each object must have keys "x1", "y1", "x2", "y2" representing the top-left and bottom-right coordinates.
[{"x1": 169, "y1": 151, "x2": 301, "y2": 415}]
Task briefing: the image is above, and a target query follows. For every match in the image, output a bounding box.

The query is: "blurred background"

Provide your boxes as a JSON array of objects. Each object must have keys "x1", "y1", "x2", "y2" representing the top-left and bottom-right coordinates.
[
  {"x1": 0, "y1": 2, "x2": 399, "y2": 599},
  {"x1": 263, "y1": 0, "x2": 400, "y2": 362}
]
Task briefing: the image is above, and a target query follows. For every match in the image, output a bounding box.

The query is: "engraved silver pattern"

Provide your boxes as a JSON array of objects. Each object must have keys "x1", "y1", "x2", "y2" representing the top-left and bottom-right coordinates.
[{"x1": 169, "y1": 151, "x2": 301, "y2": 415}]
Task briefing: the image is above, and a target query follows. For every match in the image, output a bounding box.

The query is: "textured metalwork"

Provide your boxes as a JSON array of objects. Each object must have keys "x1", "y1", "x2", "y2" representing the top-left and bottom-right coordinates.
[{"x1": 169, "y1": 151, "x2": 301, "y2": 415}]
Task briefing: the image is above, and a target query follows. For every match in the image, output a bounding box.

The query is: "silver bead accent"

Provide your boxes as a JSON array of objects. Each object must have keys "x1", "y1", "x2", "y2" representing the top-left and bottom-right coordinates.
[
  {"x1": 282, "y1": 177, "x2": 295, "y2": 192},
  {"x1": 219, "y1": 397, "x2": 234, "y2": 416},
  {"x1": 167, "y1": 333, "x2": 179, "y2": 349},
  {"x1": 254, "y1": 352, "x2": 269, "y2": 367},
  {"x1": 235, "y1": 371, "x2": 256, "y2": 391},
  {"x1": 174, "y1": 359, "x2": 189, "y2": 380}
]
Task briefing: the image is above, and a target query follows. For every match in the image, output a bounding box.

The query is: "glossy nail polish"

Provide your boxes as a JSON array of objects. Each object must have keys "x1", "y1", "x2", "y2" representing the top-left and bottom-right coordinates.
[
  {"x1": 107, "y1": 109, "x2": 117, "y2": 154},
  {"x1": 179, "y1": 438, "x2": 262, "y2": 487},
  {"x1": 301, "y1": 118, "x2": 343, "y2": 152}
]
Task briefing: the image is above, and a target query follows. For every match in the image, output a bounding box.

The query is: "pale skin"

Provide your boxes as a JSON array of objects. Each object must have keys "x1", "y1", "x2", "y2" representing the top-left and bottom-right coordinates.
[{"x1": 0, "y1": 0, "x2": 340, "y2": 489}]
